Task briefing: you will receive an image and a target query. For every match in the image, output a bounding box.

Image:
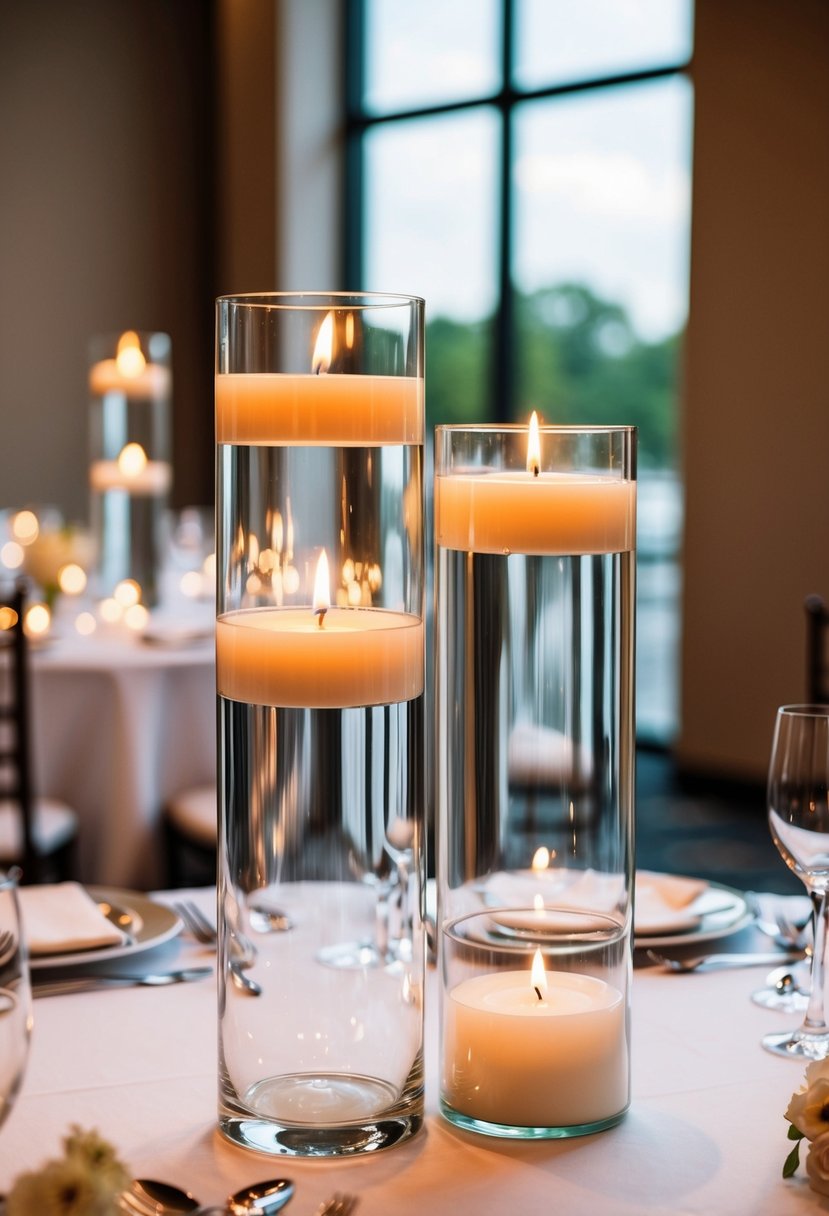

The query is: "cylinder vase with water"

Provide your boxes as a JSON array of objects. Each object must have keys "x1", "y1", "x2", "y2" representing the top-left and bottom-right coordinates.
[
  {"x1": 435, "y1": 422, "x2": 636, "y2": 1139},
  {"x1": 215, "y1": 292, "x2": 425, "y2": 1157}
]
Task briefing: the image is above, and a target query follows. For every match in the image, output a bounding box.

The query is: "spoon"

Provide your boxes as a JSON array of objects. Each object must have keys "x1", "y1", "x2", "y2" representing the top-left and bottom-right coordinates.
[
  {"x1": 123, "y1": 1178, "x2": 199, "y2": 1213},
  {"x1": 230, "y1": 960, "x2": 262, "y2": 996},
  {"x1": 205, "y1": 1178, "x2": 295, "y2": 1215},
  {"x1": 249, "y1": 904, "x2": 293, "y2": 934},
  {"x1": 124, "y1": 1177, "x2": 293, "y2": 1216}
]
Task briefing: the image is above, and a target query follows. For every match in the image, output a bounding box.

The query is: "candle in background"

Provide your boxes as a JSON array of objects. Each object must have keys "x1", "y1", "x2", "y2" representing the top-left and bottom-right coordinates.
[
  {"x1": 443, "y1": 950, "x2": 627, "y2": 1129},
  {"x1": 88, "y1": 329, "x2": 172, "y2": 605},
  {"x1": 89, "y1": 444, "x2": 173, "y2": 495},
  {"x1": 217, "y1": 551, "x2": 424, "y2": 708},
  {"x1": 89, "y1": 330, "x2": 171, "y2": 398}
]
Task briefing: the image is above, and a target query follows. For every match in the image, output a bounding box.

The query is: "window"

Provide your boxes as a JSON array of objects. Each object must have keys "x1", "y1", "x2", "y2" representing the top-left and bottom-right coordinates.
[{"x1": 346, "y1": 0, "x2": 693, "y2": 742}]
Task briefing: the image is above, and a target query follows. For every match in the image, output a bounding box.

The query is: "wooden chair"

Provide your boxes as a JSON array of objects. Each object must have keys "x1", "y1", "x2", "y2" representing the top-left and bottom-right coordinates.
[
  {"x1": 805, "y1": 594, "x2": 829, "y2": 705},
  {"x1": 163, "y1": 782, "x2": 217, "y2": 887},
  {"x1": 0, "y1": 582, "x2": 78, "y2": 883}
]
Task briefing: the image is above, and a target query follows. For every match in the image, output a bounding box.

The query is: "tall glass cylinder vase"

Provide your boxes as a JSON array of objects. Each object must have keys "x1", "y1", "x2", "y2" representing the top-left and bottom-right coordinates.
[
  {"x1": 88, "y1": 330, "x2": 172, "y2": 607},
  {"x1": 215, "y1": 292, "x2": 425, "y2": 1157},
  {"x1": 435, "y1": 422, "x2": 636, "y2": 1139}
]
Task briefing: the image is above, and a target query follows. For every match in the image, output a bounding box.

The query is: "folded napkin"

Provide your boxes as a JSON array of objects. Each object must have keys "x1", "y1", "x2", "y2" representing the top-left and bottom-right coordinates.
[
  {"x1": 19, "y1": 882, "x2": 126, "y2": 956},
  {"x1": 481, "y1": 868, "x2": 716, "y2": 936},
  {"x1": 634, "y1": 871, "x2": 710, "y2": 935}
]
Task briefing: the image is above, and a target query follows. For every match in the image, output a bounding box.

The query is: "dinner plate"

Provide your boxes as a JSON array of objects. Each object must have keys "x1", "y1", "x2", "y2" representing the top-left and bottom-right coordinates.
[
  {"x1": 634, "y1": 879, "x2": 751, "y2": 949},
  {"x1": 29, "y1": 888, "x2": 182, "y2": 970}
]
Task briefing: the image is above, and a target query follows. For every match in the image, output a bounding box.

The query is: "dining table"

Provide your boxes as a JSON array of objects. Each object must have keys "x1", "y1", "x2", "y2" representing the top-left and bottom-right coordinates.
[
  {"x1": 29, "y1": 611, "x2": 215, "y2": 889},
  {"x1": 1, "y1": 885, "x2": 821, "y2": 1216}
]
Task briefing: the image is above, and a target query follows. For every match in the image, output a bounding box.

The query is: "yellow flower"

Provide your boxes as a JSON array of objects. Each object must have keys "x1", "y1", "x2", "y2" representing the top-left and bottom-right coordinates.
[{"x1": 786, "y1": 1060, "x2": 829, "y2": 1141}]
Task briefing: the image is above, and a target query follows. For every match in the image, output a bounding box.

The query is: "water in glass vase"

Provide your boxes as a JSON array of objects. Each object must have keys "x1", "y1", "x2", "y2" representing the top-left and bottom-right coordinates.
[{"x1": 437, "y1": 547, "x2": 635, "y2": 891}]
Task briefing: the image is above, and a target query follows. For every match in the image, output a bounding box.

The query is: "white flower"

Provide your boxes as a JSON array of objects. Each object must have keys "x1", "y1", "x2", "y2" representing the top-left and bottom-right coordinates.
[
  {"x1": 6, "y1": 1127, "x2": 129, "y2": 1216},
  {"x1": 806, "y1": 1132, "x2": 829, "y2": 1197},
  {"x1": 786, "y1": 1060, "x2": 829, "y2": 1140}
]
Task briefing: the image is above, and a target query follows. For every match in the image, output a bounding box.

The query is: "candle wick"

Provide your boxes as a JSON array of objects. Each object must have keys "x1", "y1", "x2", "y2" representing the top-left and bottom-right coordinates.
[
  {"x1": 531, "y1": 462, "x2": 540, "y2": 479},
  {"x1": 315, "y1": 607, "x2": 327, "y2": 629},
  {"x1": 534, "y1": 985, "x2": 543, "y2": 1002}
]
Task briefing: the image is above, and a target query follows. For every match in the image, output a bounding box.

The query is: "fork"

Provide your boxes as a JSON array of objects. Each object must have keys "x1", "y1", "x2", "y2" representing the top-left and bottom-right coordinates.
[
  {"x1": 175, "y1": 900, "x2": 260, "y2": 991},
  {"x1": 647, "y1": 948, "x2": 805, "y2": 973},
  {"x1": 174, "y1": 901, "x2": 217, "y2": 944},
  {"x1": 317, "y1": 1194, "x2": 358, "y2": 1216}
]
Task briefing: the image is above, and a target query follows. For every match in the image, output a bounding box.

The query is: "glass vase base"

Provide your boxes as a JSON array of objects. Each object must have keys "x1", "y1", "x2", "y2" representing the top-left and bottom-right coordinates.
[
  {"x1": 220, "y1": 1073, "x2": 423, "y2": 1157},
  {"x1": 762, "y1": 1029, "x2": 829, "y2": 1060},
  {"x1": 439, "y1": 1099, "x2": 628, "y2": 1141}
]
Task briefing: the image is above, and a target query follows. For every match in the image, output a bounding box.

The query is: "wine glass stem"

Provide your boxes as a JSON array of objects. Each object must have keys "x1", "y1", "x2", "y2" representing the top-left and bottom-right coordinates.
[{"x1": 804, "y1": 890, "x2": 829, "y2": 1033}]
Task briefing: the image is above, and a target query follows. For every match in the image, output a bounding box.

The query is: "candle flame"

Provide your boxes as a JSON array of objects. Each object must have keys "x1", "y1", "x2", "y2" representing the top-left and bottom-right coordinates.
[
  {"x1": 313, "y1": 549, "x2": 331, "y2": 625},
  {"x1": 530, "y1": 948, "x2": 547, "y2": 997},
  {"x1": 117, "y1": 442, "x2": 147, "y2": 478},
  {"x1": 527, "y1": 411, "x2": 541, "y2": 478},
  {"x1": 531, "y1": 846, "x2": 550, "y2": 873},
  {"x1": 116, "y1": 331, "x2": 146, "y2": 378},
  {"x1": 312, "y1": 312, "x2": 334, "y2": 375}
]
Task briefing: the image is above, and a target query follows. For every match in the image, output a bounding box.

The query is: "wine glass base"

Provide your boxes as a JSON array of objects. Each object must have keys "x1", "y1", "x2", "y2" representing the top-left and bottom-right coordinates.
[
  {"x1": 752, "y1": 988, "x2": 810, "y2": 1014},
  {"x1": 762, "y1": 1029, "x2": 829, "y2": 1060}
]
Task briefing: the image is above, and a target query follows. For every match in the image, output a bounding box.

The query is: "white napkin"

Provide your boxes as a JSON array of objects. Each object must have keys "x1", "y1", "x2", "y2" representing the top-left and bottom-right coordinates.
[
  {"x1": 481, "y1": 868, "x2": 715, "y2": 936},
  {"x1": 19, "y1": 882, "x2": 126, "y2": 956},
  {"x1": 634, "y1": 871, "x2": 710, "y2": 935}
]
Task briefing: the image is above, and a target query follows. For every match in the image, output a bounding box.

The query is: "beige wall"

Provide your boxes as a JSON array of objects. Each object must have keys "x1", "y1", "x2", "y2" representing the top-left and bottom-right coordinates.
[
  {"x1": 0, "y1": 0, "x2": 215, "y2": 517},
  {"x1": 678, "y1": 0, "x2": 829, "y2": 779}
]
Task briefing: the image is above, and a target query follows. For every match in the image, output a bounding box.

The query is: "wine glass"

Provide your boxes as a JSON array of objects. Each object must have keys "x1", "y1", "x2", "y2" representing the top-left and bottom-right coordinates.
[
  {"x1": 763, "y1": 705, "x2": 829, "y2": 1058},
  {"x1": 0, "y1": 869, "x2": 32, "y2": 1129}
]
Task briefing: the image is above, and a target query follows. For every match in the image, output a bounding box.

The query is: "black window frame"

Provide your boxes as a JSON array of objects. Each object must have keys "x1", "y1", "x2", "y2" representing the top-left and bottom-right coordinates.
[{"x1": 343, "y1": 0, "x2": 693, "y2": 423}]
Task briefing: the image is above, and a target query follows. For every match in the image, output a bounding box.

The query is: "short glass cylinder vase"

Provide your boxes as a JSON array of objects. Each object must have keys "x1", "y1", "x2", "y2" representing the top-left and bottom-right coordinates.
[
  {"x1": 215, "y1": 292, "x2": 426, "y2": 1157},
  {"x1": 434, "y1": 422, "x2": 636, "y2": 1139},
  {"x1": 88, "y1": 330, "x2": 172, "y2": 607}
]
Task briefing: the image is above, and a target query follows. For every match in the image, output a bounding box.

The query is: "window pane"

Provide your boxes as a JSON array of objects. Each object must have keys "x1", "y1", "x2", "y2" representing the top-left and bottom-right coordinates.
[
  {"x1": 363, "y1": 108, "x2": 499, "y2": 427},
  {"x1": 363, "y1": 0, "x2": 500, "y2": 115},
  {"x1": 515, "y1": 0, "x2": 693, "y2": 90},
  {"x1": 513, "y1": 78, "x2": 692, "y2": 740}
]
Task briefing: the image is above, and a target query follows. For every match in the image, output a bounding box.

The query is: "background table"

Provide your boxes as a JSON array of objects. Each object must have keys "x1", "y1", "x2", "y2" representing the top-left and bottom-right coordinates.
[
  {"x1": 1, "y1": 888, "x2": 820, "y2": 1215},
  {"x1": 30, "y1": 629, "x2": 215, "y2": 888}
]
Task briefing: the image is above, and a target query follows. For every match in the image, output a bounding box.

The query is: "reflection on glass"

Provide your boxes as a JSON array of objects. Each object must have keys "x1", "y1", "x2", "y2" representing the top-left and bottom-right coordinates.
[
  {"x1": 364, "y1": 108, "x2": 498, "y2": 427},
  {"x1": 363, "y1": 0, "x2": 500, "y2": 115},
  {"x1": 513, "y1": 78, "x2": 692, "y2": 740},
  {"x1": 515, "y1": 0, "x2": 693, "y2": 91}
]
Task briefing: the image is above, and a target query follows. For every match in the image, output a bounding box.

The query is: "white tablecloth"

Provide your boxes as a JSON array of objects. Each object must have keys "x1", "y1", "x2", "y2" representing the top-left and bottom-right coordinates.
[
  {"x1": 30, "y1": 630, "x2": 215, "y2": 888},
  {"x1": 0, "y1": 889, "x2": 821, "y2": 1216}
]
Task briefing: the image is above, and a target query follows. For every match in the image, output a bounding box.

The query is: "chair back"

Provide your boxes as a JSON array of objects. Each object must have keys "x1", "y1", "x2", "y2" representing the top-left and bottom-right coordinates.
[
  {"x1": 806, "y1": 594, "x2": 829, "y2": 705},
  {"x1": 0, "y1": 583, "x2": 36, "y2": 879}
]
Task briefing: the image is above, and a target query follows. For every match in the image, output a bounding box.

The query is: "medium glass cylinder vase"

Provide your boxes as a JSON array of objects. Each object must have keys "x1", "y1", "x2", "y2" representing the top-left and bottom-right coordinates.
[
  {"x1": 435, "y1": 421, "x2": 636, "y2": 1140},
  {"x1": 88, "y1": 329, "x2": 172, "y2": 606},
  {"x1": 215, "y1": 292, "x2": 425, "y2": 1157}
]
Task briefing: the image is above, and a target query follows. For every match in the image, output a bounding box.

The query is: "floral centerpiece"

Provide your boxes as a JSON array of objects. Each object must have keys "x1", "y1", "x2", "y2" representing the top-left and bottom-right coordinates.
[
  {"x1": 784, "y1": 1059, "x2": 829, "y2": 1196},
  {"x1": 6, "y1": 1126, "x2": 130, "y2": 1215}
]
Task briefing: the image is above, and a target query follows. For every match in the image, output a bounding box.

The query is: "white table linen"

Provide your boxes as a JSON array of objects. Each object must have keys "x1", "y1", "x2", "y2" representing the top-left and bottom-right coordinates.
[
  {"x1": 1, "y1": 888, "x2": 819, "y2": 1215},
  {"x1": 30, "y1": 630, "x2": 215, "y2": 888}
]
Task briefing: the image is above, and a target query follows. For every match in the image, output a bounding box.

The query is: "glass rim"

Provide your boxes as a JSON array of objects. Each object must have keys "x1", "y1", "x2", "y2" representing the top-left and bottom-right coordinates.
[
  {"x1": 777, "y1": 703, "x2": 829, "y2": 718},
  {"x1": 435, "y1": 423, "x2": 637, "y2": 437},
  {"x1": 215, "y1": 290, "x2": 425, "y2": 311}
]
